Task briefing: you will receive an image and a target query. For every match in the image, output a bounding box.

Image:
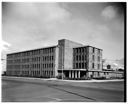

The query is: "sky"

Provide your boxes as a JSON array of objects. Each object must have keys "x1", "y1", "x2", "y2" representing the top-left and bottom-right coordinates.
[{"x1": 2, "y1": 2, "x2": 125, "y2": 61}]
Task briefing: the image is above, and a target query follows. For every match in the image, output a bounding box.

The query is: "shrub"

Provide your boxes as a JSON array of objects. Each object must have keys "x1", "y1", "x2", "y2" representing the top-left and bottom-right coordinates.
[
  {"x1": 56, "y1": 73, "x2": 65, "y2": 79},
  {"x1": 93, "y1": 77, "x2": 106, "y2": 80}
]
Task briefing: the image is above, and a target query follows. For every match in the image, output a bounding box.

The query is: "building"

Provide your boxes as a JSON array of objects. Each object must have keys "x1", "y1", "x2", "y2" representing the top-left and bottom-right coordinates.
[
  {"x1": 6, "y1": 39, "x2": 123, "y2": 79},
  {"x1": 6, "y1": 45, "x2": 58, "y2": 78},
  {"x1": 6, "y1": 39, "x2": 102, "y2": 79}
]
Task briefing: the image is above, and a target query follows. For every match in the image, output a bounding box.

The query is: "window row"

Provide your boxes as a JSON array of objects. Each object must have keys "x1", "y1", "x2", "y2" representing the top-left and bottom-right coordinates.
[
  {"x1": 7, "y1": 48, "x2": 55, "y2": 58},
  {"x1": 7, "y1": 63, "x2": 54, "y2": 69},
  {"x1": 74, "y1": 62, "x2": 87, "y2": 69},
  {"x1": 92, "y1": 55, "x2": 100, "y2": 61},
  {"x1": 92, "y1": 63, "x2": 100, "y2": 69},
  {"x1": 7, "y1": 58, "x2": 30, "y2": 64},
  {"x1": 7, "y1": 70, "x2": 54, "y2": 77},
  {"x1": 75, "y1": 55, "x2": 86, "y2": 61},
  {"x1": 74, "y1": 48, "x2": 87, "y2": 53},
  {"x1": 42, "y1": 56, "x2": 54, "y2": 61},
  {"x1": 7, "y1": 65, "x2": 20, "y2": 69},
  {"x1": 31, "y1": 63, "x2": 54, "y2": 69},
  {"x1": 92, "y1": 48, "x2": 101, "y2": 54},
  {"x1": 7, "y1": 56, "x2": 54, "y2": 64},
  {"x1": 31, "y1": 70, "x2": 54, "y2": 77},
  {"x1": 7, "y1": 60, "x2": 13, "y2": 64}
]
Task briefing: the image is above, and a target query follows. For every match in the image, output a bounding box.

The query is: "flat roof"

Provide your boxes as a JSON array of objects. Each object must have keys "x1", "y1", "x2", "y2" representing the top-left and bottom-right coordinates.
[
  {"x1": 7, "y1": 39, "x2": 102, "y2": 55},
  {"x1": 58, "y1": 69, "x2": 123, "y2": 73},
  {"x1": 58, "y1": 69, "x2": 87, "y2": 71},
  {"x1": 89, "y1": 70, "x2": 124, "y2": 73},
  {"x1": 59, "y1": 39, "x2": 83, "y2": 46},
  {"x1": 73, "y1": 45, "x2": 103, "y2": 50},
  {"x1": 7, "y1": 45, "x2": 57, "y2": 55}
]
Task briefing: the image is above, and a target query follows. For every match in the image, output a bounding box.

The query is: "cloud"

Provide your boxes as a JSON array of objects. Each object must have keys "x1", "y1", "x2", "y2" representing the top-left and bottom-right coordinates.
[
  {"x1": 3, "y1": 3, "x2": 70, "y2": 24},
  {"x1": 1, "y1": 40, "x2": 11, "y2": 51},
  {"x1": 2, "y1": 3, "x2": 124, "y2": 60},
  {"x1": 1, "y1": 3, "x2": 116, "y2": 53},
  {"x1": 101, "y1": 6, "x2": 116, "y2": 20},
  {"x1": 2, "y1": 3, "x2": 71, "y2": 52}
]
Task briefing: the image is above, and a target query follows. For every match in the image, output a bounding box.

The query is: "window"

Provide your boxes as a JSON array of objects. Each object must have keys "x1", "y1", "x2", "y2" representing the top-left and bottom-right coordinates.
[
  {"x1": 85, "y1": 63, "x2": 87, "y2": 69},
  {"x1": 98, "y1": 72, "x2": 100, "y2": 76},
  {"x1": 82, "y1": 56, "x2": 84, "y2": 61},
  {"x1": 47, "y1": 64, "x2": 48, "y2": 68},
  {"x1": 76, "y1": 63, "x2": 78, "y2": 68},
  {"x1": 92, "y1": 63, "x2": 94, "y2": 68},
  {"x1": 37, "y1": 64, "x2": 39, "y2": 68},
  {"x1": 47, "y1": 56, "x2": 49, "y2": 61},
  {"x1": 52, "y1": 56, "x2": 54, "y2": 60},
  {"x1": 51, "y1": 48, "x2": 53, "y2": 52},
  {"x1": 82, "y1": 48, "x2": 84, "y2": 53},
  {"x1": 79, "y1": 48, "x2": 81, "y2": 53},
  {"x1": 49, "y1": 56, "x2": 51, "y2": 61},
  {"x1": 42, "y1": 64, "x2": 44, "y2": 68},
  {"x1": 82, "y1": 63, "x2": 84, "y2": 68},
  {"x1": 79, "y1": 63, "x2": 81, "y2": 68},
  {"x1": 92, "y1": 55, "x2": 95, "y2": 61},
  {"x1": 98, "y1": 64, "x2": 100, "y2": 69},
  {"x1": 76, "y1": 56, "x2": 78, "y2": 61},
  {"x1": 51, "y1": 71, "x2": 53, "y2": 76},
  {"x1": 77, "y1": 49, "x2": 78, "y2": 53},
  {"x1": 98, "y1": 49, "x2": 100, "y2": 54},
  {"x1": 52, "y1": 63, "x2": 54, "y2": 68},
  {"x1": 93, "y1": 48, "x2": 95, "y2": 53},
  {"x1": 98, "y1": 56, "x2": 100, "y2": 61},
  {"x1": 79, "y1": 55, "x2": 81, "y2": 60},
  {"x1": 39, "y1": 64, "x2": 40, "y2": 69},
  {"x1": 84, "y1": 55, "x2": 86, "y2": 60}
]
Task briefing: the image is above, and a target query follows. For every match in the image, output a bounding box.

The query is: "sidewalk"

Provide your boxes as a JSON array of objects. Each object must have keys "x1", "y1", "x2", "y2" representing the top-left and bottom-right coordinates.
[
  {"x1": 48, "y1": 78, "x2": 124, "y2": 82},
  {"x1": 2, "y1": 76, "x2": 124, "y2": 83}
]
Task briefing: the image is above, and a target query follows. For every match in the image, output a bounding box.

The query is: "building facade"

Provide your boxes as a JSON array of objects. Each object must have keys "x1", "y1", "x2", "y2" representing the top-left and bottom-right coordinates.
[{"x1": 6, "y1": 39, "x2": 104, "y2": 79}]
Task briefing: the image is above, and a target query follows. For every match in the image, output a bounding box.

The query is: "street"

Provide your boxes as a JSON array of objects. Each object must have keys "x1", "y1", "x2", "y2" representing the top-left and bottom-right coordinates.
[{"x1": 2, "y1": 77, "x2": 124, "y2": 102}]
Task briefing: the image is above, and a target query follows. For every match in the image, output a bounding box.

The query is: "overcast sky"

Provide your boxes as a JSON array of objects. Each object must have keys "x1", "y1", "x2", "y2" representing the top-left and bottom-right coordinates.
[{"x1": 2, "y1": 2, "x2": 125, "y2": 60}]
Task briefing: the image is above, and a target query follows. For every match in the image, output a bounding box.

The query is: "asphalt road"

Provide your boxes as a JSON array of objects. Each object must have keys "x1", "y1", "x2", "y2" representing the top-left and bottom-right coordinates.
[{"x1": 2, "y1": 79, "x2": 124, "y2": 102}]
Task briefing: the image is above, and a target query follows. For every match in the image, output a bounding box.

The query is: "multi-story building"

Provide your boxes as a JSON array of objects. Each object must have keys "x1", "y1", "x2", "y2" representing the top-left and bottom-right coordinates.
[
  {"x1": 6, "y1": 46, "x2": 58, "y2": 78},
  {"x1": 6, "y1": 39, "x2": 103, "y2": 79}
]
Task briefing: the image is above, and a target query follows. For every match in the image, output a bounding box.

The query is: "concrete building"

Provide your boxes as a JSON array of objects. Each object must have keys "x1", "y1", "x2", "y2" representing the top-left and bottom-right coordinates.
[
  {"x1": 7, "y1": 45, "x2": 58, "y2": 78},
  {"x1": 6, "y1": 39, "x2": 123, "y2": 79}
]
